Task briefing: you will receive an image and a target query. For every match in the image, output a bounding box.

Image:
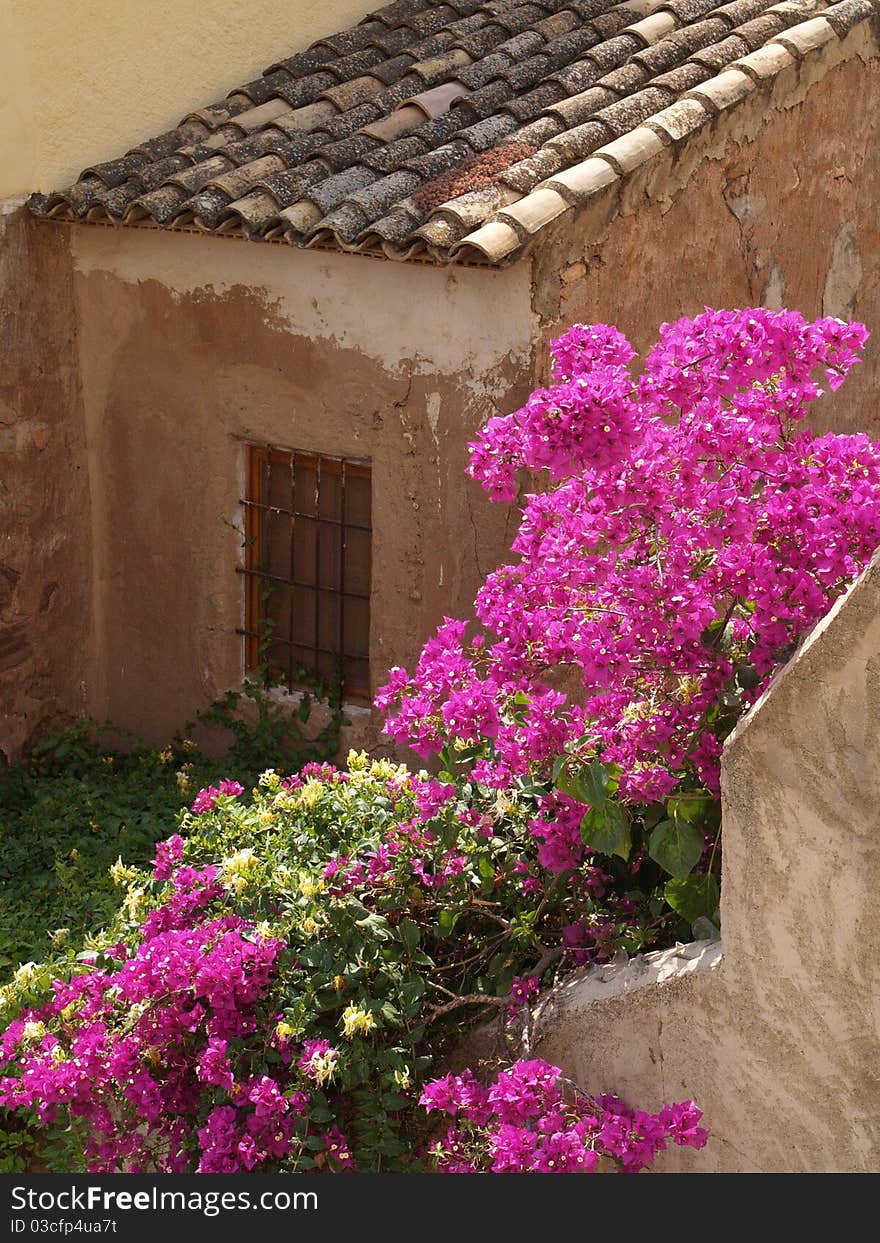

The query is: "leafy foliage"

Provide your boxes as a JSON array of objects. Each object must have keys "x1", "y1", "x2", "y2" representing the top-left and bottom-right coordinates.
[
  {"x1": 0, "y1": 756, "x2": 686, "y2": 1173},
  {"x1": 0, "y1": 682, "x2": 346, "y2": 973}
]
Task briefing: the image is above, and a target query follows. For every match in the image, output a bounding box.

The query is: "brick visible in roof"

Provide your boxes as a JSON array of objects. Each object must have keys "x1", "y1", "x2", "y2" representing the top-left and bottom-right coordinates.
[{"x1": 32, "y1": 0, "x2": 879, "y2": 264}]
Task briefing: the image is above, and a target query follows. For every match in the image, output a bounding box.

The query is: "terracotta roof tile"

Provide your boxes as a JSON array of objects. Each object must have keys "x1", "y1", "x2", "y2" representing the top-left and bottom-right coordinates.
[
  {"x1": 32, "y1": 0, "x2": 879, "y2": 262},
  {"x1": 362, "y1": 133, "x2": 431, "y2": 170}
]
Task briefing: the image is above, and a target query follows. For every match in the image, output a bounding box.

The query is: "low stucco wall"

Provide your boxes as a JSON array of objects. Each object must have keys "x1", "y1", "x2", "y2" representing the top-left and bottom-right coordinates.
[
  {"x1": 0, "y1": 0, "x2": 371, "y2": 198},
  {"x1": 69, "y1": 226, "x2": 535, "y2": 748},
  {"x1": 531, "y1": 22, "x2": 880, "y2": 438},
  {"x1": 536, "y1": 553, "x2": 880, "y2": 1173}
]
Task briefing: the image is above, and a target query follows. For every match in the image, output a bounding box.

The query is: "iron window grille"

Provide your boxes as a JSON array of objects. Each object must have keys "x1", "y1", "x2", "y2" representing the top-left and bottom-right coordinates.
[{"x1": 239, "y1": 444, "x2": 372, "y2": 701}]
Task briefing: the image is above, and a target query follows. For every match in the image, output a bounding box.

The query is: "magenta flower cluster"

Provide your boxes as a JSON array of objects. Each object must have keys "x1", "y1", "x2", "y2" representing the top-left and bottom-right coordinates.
[
  {"x1": 420, "y1": 1060, "x2": 707, "y2": 1173},
  {"x1": 378, "y1": 309, "x2": 878, "y2": 803},
  {"x1": 0, "y1": 861, "x2": 350, "y2": 1173},
  {"x1": 191, "y1": 779, "x2": 244, "y2": 815}
]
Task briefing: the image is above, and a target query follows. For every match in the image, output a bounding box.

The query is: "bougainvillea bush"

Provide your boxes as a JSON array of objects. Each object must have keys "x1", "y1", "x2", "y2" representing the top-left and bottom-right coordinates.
[
  {"x1": 0, "y1": 759, "x2": 704, "y2": 1172},
  {"x1": 3, "y1": 307, "x2": 876, "y2": 1175},
  {"x1": 379, "y1": 308, "x2": 880, "y2": 928}
]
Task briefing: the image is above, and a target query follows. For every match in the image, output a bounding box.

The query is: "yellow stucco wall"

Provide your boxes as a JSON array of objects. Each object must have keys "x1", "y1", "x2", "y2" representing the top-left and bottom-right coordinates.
[{"x1": 0, "y1": 0, "x2": 371, "y2": 198}]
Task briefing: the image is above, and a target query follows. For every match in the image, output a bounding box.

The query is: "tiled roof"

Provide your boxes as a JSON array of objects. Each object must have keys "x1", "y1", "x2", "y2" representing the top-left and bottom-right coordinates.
[{"x1": 30, "y1": 0, "x2": 877, "y2": 265}]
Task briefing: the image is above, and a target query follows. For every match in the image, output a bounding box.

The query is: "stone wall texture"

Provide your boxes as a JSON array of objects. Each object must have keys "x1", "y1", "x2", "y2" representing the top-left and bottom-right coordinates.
[
  {"x1": 531, "y1": 25, "x2": 880, "y2": 438},
  {"x1": 0, "y1": 206, "x2": 91, "y2": 764}
]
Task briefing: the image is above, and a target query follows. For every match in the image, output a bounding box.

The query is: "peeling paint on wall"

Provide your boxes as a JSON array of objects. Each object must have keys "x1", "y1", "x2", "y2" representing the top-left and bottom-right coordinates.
[
  {"x1": 71, "y1": 229, "x2": 534, "y2": 384},
  {"x1": 823, "y1": 222, "x2": 863, "y2": 320},
  {"x1": 64, "y1": 226, "x2": 535, "y2": 746},
  {"x1": 761, "y1": 264, "x2": 787, "y2": 310}
]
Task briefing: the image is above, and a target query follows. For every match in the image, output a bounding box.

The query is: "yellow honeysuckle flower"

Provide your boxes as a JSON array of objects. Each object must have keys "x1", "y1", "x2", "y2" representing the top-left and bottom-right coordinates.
[
  {"x1": 494, "y1": 792, "x2": 516, "y2": 817},
  {"x1": 675, "y1": 675, "x2": 703, "y2": 704},
  {"x1": 297, "y1": 779, "x2": 325, "y2": 809},
  {"x1": 341, "y1": 1004, "x2": 376, "y2": 1039},
  {"x1": 221, "y1": 849, "x2": 260, "y2": 876},
  {"x1": 304, "y1": 1046, "x2": 339, "y2": 1086}
]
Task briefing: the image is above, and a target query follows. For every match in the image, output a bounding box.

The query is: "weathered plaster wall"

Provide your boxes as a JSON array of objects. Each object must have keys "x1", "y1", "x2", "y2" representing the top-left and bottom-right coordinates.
[
  {"x1": 69, "y1": 225, "x2": 534, "y2": 746},
  {"x1": 0, "y1": 0, "x2": 372, "y2": 197},
  {"x1": 0, "y1": 206, "x2": 91, "y2": 762},
  {"x1": 537, "y1": 553, "x2": 880, "y2": 1173},
  {"x1": 531, "y1": 28, "x2": 880, "y2": 436}
]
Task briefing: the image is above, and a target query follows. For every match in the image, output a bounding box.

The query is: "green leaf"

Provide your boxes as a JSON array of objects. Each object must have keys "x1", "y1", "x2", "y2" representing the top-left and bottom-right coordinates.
[
  {"x1": 691, "y1": 915, "x2": 720, "y2": 941},
  {"x1": 640, "y1": 802, "x2": 667, "y2": 831},
  {"x1": 578, "y1": 761, "x2": 614, "y2": 806},
  {"x1": 380, "y1": 1001, "x2": 403, "y2": 1027},
  {"x1": 555, "y1": 758, "x2": 619, "y2": 806},
  {"x1": 666, "y1": 790, "x2": 712, "y2": 825},
  {"x1": 381, "y1": 1093, "x2": 410, "y2": 1111},
  {"x1": 396, "y1": 917, "x2": 421, "y2": 954},
  {"x1": 648, "y1": 818, "x2": 703, "y2": 878},
  {"x1": 551, "y1": 754, "x2": 569, "y2": 782},
  {"x1": 355, "y1": 911, "x2": 392, "y2": 940},
  {"x1": 665, "y1": 874, "x2": 720, "y2": 924},
  {"x1": 735, "y1": 662, "x2": 761, "y2": 690},
  {"x1": 477, "y1": 855, "x2": 495, "y2": 883},
  {"x1": 553, "y1": 759, "x2": 582, "y2": 800},
  {"x1": 436, "y1": 908, "x2": 459, "y2": 939},
  {"x1": 400, "y1": 977, "x2": 425, "y2": 1008},
  {"x1": 580, "y1": 801, "x2": 631, "y2": 860}
]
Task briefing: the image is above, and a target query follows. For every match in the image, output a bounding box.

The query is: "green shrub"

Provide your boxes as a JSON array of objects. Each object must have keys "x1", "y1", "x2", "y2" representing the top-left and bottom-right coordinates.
[
  {"x1": 0, "y1": 682, "x2": 346, "y2": 1171},
  {"x1": 0, "y1": 754, "x2": 673, "y2": 1172},
  {"x1": 0, "y1": 682, "x2": 344, "y2": 973}
]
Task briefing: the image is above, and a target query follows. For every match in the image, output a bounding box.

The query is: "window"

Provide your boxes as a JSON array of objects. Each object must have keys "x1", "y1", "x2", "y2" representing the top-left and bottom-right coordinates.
[{"x1": 240, "y1": 444, "x2": 372, "y2": 701}]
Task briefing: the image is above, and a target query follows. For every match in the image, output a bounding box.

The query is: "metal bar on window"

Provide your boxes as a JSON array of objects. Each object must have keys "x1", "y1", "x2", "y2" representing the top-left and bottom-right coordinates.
[{"x1": 241, "y1": 444, "x2": 372, "y2": 700}]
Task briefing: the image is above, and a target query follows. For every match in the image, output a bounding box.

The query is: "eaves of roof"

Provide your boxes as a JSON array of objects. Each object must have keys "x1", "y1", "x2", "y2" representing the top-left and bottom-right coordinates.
[{"x1": 29, "y1": 0, "x2": 879, "y2": 266}]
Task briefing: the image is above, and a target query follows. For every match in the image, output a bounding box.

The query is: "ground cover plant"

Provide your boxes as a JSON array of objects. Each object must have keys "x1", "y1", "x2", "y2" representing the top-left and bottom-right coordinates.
[
  {"x1": 0, "y1": 681, "x2": 344, "y2": 971},
  {"x1": 1, "y1": 307, "x2": 876, "y2": 1174}
]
